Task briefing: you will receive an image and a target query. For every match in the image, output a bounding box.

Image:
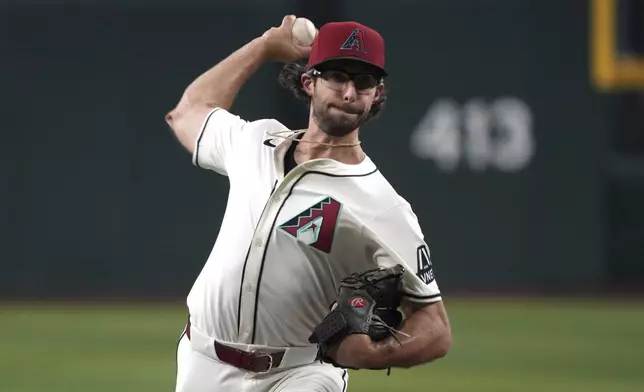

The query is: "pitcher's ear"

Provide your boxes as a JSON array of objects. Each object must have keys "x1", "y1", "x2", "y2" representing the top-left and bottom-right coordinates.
[
  {"x1": 373, "y1": 83, "x2": 385, "y2": 102},
  {"x1": 301, "y1": 72, "x2": 314, "y2": 97}
]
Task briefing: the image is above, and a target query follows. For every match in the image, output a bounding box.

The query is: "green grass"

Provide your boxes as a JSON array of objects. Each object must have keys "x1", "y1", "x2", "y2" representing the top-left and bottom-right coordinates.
[{"x1": 1, "y1": 299, "x2": 643, "y2": 392}]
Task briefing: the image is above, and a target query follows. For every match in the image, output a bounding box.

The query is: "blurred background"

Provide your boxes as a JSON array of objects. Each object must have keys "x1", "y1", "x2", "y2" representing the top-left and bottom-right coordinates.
[{"x1": 1, "y1": 0, "x2": 644, "y2": 391}]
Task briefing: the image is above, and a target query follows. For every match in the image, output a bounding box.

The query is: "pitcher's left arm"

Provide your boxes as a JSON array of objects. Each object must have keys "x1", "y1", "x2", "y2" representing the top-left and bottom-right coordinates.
[
  {"x1": 370, "y1": 299, "x2": 451, "y2": 368},
  {"x1": 328, "y1": 201, "x2": 452, "y2": 369}
]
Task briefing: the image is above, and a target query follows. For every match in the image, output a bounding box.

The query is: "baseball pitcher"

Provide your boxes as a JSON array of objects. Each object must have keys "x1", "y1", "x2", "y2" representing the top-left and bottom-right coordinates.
[{"x1": 166, "y1": 15, "x2": 452, "y2": 392}]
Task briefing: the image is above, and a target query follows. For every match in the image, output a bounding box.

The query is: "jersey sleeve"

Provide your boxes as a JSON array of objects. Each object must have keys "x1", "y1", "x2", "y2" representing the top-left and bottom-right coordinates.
[
  {"x1": 362, "y1": 201, "x2": 442, "y2": 303},
  {"x1": 192, "y1": 107, "x2": 249, "y2": 176}
]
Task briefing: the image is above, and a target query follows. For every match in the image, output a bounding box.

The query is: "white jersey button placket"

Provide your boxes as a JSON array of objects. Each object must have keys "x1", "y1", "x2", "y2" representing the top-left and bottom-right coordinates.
[{"x1": 237, "y1": 179, "x2": 293, "y2": 343}]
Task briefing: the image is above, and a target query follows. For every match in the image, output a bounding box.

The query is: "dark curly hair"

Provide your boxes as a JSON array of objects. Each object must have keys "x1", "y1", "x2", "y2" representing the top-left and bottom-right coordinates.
[{"x1": 277, "y1": 61, "x2": 388, "y2": 122}]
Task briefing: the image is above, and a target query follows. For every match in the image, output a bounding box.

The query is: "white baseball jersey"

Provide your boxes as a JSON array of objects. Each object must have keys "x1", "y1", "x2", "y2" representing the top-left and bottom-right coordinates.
[{"x1": 186, "y1": 107, "x2": 442, "y2": 349}]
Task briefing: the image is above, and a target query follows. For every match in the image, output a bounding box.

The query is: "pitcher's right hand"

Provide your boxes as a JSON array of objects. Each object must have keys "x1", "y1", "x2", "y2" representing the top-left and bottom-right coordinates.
[{"x1": 261, "y1": 15, "x2": 312, "y2": 63}]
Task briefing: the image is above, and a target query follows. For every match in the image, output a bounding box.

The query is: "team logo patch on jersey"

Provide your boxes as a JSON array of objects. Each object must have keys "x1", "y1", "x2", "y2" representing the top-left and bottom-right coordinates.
[
  {"x1": 278, "y1": 197, "x2": 342, "y2": 253},
  {"x1": 416, "y1": 244, "x2": 435, "y2": 285},
  {"x1": 340, "y1": 28, "x2": 367, "y2": 53}
]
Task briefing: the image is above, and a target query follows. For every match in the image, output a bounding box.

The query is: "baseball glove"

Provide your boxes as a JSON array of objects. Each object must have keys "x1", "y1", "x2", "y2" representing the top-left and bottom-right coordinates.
[{"x1": 308, "y1": 264, "x2": 406, "y2": 368}]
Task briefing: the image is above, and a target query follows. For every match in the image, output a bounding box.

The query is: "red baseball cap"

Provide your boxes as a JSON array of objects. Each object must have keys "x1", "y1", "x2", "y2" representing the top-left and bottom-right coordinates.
[{"x1": 306, "y1": 21, "x2": 387, "y2": 76}]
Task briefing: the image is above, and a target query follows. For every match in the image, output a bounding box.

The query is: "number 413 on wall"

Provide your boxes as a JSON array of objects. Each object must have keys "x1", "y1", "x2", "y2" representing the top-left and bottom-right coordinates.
[{"x1": 409, "y1": 97, "x2": 535, "y2": 173}]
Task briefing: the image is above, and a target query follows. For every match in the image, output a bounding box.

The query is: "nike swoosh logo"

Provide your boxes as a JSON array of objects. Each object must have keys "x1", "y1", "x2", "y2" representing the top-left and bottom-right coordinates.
[{"x1": 263, "y1": 139, "x2": 277, "y2": 148}]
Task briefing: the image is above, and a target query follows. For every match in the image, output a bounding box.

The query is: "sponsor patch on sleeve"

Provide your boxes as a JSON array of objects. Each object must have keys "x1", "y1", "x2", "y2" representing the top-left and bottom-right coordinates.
[{"x1": 416, "y1": 244, "x2": 435, "y2": 285}]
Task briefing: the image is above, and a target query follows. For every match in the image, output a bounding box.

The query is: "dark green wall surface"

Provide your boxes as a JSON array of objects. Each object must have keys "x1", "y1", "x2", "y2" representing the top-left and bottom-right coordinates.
[{"x1": 3, "y1": 0, "x2": 639, "y2": 298}]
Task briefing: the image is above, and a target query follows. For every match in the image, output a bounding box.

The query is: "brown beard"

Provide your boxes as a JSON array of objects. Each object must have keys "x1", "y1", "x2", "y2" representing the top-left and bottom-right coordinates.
[{"x1": 311, "y1": 99, "x2": 370, "y2": 137}]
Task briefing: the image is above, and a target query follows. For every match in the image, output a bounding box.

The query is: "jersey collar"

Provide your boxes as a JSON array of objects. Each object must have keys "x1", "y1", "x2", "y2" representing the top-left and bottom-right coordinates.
[{"x1": 272, "y1": 130, "x2": 377, "y2": 179}]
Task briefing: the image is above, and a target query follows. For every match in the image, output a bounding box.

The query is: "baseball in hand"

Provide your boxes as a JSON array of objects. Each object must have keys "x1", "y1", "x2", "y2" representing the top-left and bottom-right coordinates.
[{"x1": 291, "y1": 17, "x2": 318, "y2": 46}]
